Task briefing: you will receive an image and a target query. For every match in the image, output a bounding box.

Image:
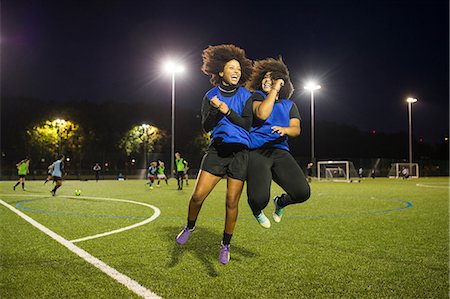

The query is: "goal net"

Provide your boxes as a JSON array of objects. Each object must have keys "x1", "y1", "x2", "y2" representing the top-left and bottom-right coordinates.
[
  {"x1": 388, "y1": 163, "x2": 419, "y2": 178},
  {"x1": 317, "y1": 161, "x2": 359, "y2": 182}
]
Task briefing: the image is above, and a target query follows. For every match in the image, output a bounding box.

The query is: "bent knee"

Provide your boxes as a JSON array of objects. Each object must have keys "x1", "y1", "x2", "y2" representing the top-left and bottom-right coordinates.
[{"x1": 291, "y1": 186, "x2": 311, "y2": 203}]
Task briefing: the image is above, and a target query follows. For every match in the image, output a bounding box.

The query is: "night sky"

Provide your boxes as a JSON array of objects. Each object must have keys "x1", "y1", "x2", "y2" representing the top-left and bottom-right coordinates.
[{"x1": 2, "y1": 0, "x2": 449, "y2": 143}]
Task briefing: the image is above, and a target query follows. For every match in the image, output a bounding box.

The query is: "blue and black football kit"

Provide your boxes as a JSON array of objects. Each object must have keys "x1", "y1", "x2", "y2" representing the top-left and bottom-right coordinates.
[
  {"x1": 247, "y1": 91, "x2": 311, "y2": 216},
  {"x1": 200, "y1": 83, "x2": 253, "y2": 181}
]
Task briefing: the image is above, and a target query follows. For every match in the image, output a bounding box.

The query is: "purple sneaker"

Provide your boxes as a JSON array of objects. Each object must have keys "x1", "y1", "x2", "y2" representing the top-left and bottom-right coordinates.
[
  {"x1": 219, "y1": 242, "x2": 230, "y2": 265},
  {"x1": 176, "y1": 227, "x2": 193, "y2": 244}
]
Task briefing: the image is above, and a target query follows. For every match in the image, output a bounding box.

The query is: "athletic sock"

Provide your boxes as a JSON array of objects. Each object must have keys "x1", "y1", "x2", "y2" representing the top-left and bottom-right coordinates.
[
  {"x1": 187, "y1": 219, "x2": 196, "y2": 230},
  {"x1": 222, "y1": 232, "x2": 232, "y2": 245},
  {"x1": 276, "y1": 194, "x2": 288, "y2": 208},
  {"x1": 14, "y1": 182, "x2": 20, "y2": 187},
  {"x1": 21, "y1": 183, "x2": 25, "y2": 189}
]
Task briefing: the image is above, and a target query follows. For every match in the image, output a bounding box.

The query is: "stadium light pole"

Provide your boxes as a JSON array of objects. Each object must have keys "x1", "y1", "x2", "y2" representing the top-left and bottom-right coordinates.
[
  {"x1": 141, "y1": 123, "x2": 150, "y2": 169},
  {"x1": 304, "y1": 82, "x2": 321, "y2": 170},
  {"x1": 163, "y1": 61, "x2": 184, "y2": 178},
  {"x1": 406, "y1": 97, "x2": 418, "y2": 172}
]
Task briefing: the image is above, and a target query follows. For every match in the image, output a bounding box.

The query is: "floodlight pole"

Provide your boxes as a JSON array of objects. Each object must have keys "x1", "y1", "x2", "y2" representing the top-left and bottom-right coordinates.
[
  {"x1": 407, "y1": 98, "x2": 417, "y2": 172},
  {"x1": 310, "y1": 90, "x2": 315, "y2": 165},
  {"x1": 304, "y1": 83, "x2": 321, "y2": 175},
  {"x1": 170, "y1": 72, "x2": 175, "y2": 178}
]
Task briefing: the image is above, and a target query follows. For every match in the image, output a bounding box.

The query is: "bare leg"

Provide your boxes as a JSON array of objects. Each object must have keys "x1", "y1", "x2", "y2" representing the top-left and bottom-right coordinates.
[
  {"x1": 187, "y1": 170, "x2": 221, "y2": 222},
  {"x1": 224, "y1": 177, "x2": 244, "y2": 234}
]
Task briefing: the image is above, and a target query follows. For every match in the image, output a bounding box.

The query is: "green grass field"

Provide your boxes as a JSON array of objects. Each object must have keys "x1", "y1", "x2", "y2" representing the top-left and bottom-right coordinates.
[{"x1": 1, "y1": 177, "x2": 448, "y2": 298}]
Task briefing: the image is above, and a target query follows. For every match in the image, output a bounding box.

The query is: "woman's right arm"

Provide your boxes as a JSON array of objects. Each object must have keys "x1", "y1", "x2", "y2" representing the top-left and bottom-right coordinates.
[{"x1": 201, "y1": 95, "x2": 222, "y2": 132}]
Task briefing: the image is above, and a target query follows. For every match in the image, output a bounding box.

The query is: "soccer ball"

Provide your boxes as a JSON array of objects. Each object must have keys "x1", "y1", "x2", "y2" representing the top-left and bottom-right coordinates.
[{"x1": 74, "y1": 189, "x2": 81, "y2": 196}]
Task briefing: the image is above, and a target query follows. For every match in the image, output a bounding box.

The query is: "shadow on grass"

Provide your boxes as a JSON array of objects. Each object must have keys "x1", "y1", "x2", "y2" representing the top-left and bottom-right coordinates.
[{"x1": 163, "y1": 226, "x2": 258, "y2": 277}]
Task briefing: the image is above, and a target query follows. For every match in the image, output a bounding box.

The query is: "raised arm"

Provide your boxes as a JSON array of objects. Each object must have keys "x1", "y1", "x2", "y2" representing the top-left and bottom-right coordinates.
[
  {"x1": 211, "y1": 96, "x2": 253, "y2": 131},
  {"x1": 201, "y1": 95, "x2": 223, "y2": 132},
  {"x1": 253, "y1": 79, "x2": 284, "y2": 121}
]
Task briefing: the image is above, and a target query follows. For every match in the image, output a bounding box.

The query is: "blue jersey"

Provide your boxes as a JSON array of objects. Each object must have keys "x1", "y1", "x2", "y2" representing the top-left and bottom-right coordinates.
[
  {"x1": 51, "y1": 160, "x2": 64, "y2": 177},
  {"x1": 249, "y1": 91, "x2": 295, "y2": 151},
  {"x1": 206, "y1": 86, "x2": 251, "y2": 147}
]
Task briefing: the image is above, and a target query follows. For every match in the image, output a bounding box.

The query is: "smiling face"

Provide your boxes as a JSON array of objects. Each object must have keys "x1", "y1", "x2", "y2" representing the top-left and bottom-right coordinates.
[
  {"x1": 219, "y1": 59, "x2": 241, "y2": 86},
  {"x1": 261, "y1": 72, "x2": 273, "y2": 93}
]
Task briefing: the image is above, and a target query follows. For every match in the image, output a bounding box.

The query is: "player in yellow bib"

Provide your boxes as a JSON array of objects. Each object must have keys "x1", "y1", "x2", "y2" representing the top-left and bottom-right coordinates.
[
  {"x1": 175, "y1": 152, "x2": 188, "y2": 190},
  {"x1": 156, "y1": 160, "x2": 168, "y2": 187},
  {"x1": 13, "y1": 158, "x2": 30, "y2": 191}
]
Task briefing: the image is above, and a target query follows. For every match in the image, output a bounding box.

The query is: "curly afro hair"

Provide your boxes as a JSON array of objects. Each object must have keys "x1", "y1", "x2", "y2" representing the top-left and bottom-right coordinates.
[
  {"x1": 246, "y1": 57, "x2": 294, "y2": 99},
  {"x1": 201, "y1": 44, "x2": 253, "y2": 86}
]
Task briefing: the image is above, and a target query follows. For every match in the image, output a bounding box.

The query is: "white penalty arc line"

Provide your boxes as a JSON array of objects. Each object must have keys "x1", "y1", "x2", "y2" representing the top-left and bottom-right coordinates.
[
  {"x1": 0, "y1": 194, "x2": 161, "y2": 243},
  {"x1": 59, "y1": 195, "x2": 161, "y2": 243},
  {"x1": 0, "y1": 199, "x2": 162, "y2": 299}
]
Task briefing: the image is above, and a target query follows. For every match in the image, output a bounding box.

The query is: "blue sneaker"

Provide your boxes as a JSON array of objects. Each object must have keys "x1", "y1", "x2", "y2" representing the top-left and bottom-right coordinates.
[
  {"x1": 273, "y1": 196, "x2": 284, "y2": 223},
  {"x1": 176, "y1": 227, "x2": 193, "y2": 244},
  {"x1": 255, "y1": 211, "x2": 271, "y2": 228},
  {"x1": 219, "y1": 242, "x2": 230, "y2": 265}
]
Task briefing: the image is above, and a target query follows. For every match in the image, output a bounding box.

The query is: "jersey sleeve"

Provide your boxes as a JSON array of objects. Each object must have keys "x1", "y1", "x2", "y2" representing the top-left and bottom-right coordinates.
[
  {"x1": 226, "y1": 96, "x2": 253, "y2": 131},
  {"x1": 201, "y1": 94, "x2": 223, "y2": 132},
  {"x1": 289, "y1": 102, "x2": 301, "y2": 120}
]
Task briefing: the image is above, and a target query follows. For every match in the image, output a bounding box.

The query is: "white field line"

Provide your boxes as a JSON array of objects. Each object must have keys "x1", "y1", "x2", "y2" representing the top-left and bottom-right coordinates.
[
  {"x1": 0, "y1": 194, "x2": 161, "y2": 243},
  {"x1": 416, "y1": 183, "x2": 450, "y2": 189},
  {"x1": 0, "y1": 199, "x2": 162, "y2": 299},
  {"x1": 60, "y1": 196, "x2": 160, "y2": 243}
]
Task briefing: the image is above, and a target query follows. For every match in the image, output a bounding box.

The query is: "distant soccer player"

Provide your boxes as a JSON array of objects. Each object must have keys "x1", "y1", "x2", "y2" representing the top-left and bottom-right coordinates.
[
  {"x1": 13, "y1": 158, "x2": 30, "y2": 191},
  {"x1": 175, "y1": 44, "x2": 253, "y2": 265},
  {"x1": 307, "y1": 162, "x2": 314, "y2": 183},
  {"x1": 93, "y1": 163, "x2": 101, "y2": 182},
  {"x1": 175, "y1": 152, "x2": 188, "y2": 190},
  {"x1": 50, "y1": 154, "x2": 65, "y2": 196},
  {"x1": 183, "y1": 160, "x2": 190, "y2": 186},
  {"x1": 147, "y1": 161, "x2": 158, "y2": 189},
  {"x1": 245, "y1": 57, "x2": 310, "y2": 228},
  {"x1": 44, "y1": 162, "x2": 54, "y2": 184},
  {"x1": 156, "y1": 160, "x2": 168, "y2": 187}
]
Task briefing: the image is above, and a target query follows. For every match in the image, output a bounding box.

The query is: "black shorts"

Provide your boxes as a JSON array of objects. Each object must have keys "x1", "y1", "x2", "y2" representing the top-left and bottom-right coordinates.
[
  {"x1": 18, "y1": 175, "x2": 26, "y2": 178},
  {"x1": 176, "y1": 171, "x2": 184, "y2": 179},
  {"x1": 52, "y1": 176, "x2": 62, "y2": 182},
  {"x1": 200, "y1": 143, "x2": 249, "y2": 181}
]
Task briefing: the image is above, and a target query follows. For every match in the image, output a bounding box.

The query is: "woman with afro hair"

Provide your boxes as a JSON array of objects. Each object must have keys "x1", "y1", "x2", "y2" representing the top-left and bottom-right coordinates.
[
  {"x1": 245, "y1": 57, "x2": 311, "y2": 229},
  {"x1": 176, "y1": 44, "x2": 253, "y2": 265}
]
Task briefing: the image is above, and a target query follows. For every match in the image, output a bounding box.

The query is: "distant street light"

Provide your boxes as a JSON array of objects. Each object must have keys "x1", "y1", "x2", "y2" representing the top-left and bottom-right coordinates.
[
  {"x1": 406, "y1": 97, "x2": 418, "y2": 171},
  {"x1": 304, "y1": 82, "x2": 321, "y2": 171},
  {"x1": 163, "y1": 60, "x2": 184, "y2": 177}
]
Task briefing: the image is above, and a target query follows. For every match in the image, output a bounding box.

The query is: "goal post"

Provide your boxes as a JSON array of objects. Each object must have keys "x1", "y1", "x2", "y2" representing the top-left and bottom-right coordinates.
[
  {"x1": 317, "y1": 161, "x2": 359, "y2": 182},
  {"x1": 388, "y1": 163, "x2": 419, "y2": 178}
]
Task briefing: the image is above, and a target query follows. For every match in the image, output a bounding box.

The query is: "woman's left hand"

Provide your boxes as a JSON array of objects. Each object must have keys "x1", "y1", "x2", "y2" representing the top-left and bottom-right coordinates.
[{"x1": 271, "y1": 126, "x2": 286, "y2": 136}]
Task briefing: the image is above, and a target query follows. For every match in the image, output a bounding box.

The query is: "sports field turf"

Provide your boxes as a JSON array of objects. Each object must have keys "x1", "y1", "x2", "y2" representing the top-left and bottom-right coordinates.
[{"x1": 1, "y1": 177, "x2": 448, "y2": 298}]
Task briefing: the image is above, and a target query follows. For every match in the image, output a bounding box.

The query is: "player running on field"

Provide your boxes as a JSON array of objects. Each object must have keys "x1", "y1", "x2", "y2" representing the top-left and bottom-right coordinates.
[
  {"x1": 50, "y1": 154, "x2": 65, "y2": 196},
  {"x1": 13, "y1": 158, "x2": 30, "y2": 191},
  {"x1": 156, "y1": 160, "x2": 168, "y2": 187},
  {"x1": 147, "y1": 161, "x2": 158, "y2": 189}
]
